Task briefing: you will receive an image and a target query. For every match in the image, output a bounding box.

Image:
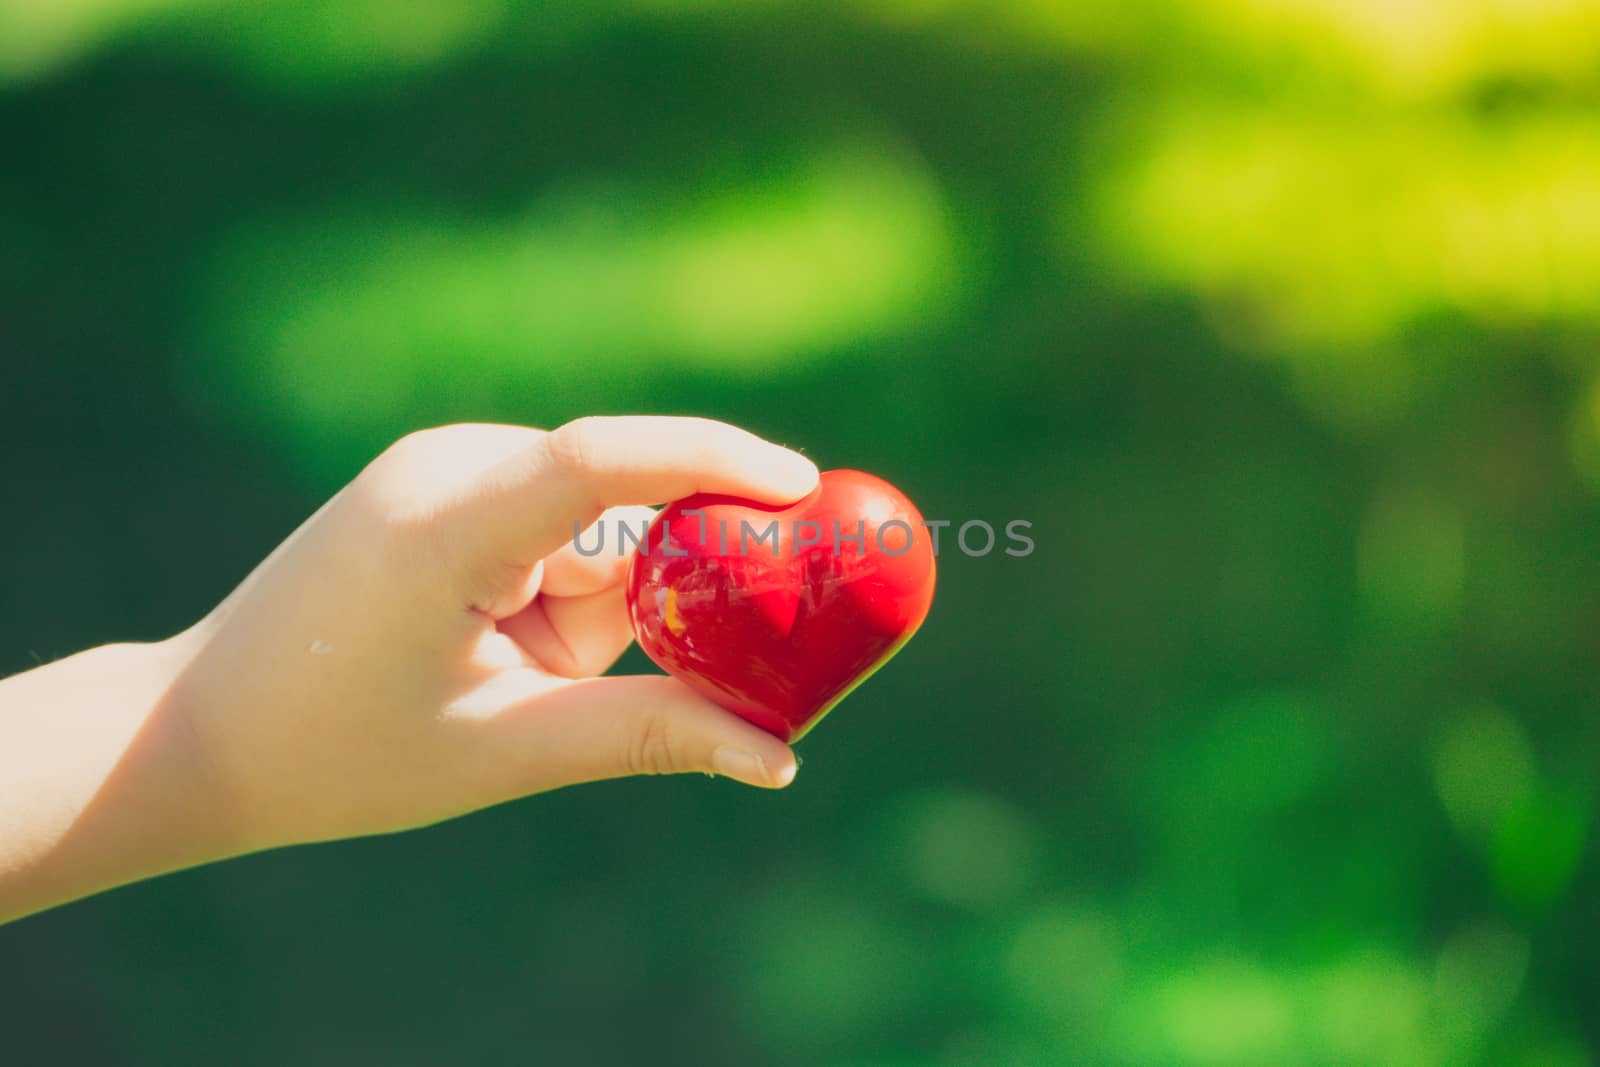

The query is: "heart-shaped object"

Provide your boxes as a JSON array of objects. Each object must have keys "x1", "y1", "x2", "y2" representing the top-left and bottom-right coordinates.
[{"x1": 626, "y1": 469, "x2": 937, "y2": 743}]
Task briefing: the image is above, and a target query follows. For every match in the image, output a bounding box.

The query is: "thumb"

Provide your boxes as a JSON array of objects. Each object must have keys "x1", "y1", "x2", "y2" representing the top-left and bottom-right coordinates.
[{"x1": 490, "y1": 674, "x2": 799, "y2": 791}]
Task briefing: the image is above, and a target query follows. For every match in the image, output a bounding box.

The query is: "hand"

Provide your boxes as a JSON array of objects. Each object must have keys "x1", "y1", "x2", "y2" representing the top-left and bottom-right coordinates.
[{"x1": 170, "y1": 417, "x2": 816, "y2": 851}]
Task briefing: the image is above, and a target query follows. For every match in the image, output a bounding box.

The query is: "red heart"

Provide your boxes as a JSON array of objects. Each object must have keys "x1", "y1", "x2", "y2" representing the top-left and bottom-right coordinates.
[{"x1": 626, "y1": 469, "x2": 937, "y2": 743}]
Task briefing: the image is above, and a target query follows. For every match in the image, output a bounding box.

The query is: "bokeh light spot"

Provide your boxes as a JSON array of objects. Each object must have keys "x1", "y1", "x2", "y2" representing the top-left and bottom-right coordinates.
[
  {"x1": 1133, "y1": 959, "x2": 1296, "y2": 1065},
  {"x1": 1490, "y1": 785, "x2": 1588, "y2": 909},
  {"x1": 1094, "y1": 109, "x2": 1600, "y2": 351},
  {"x1": 885, "y1": 787, "x2": 1039, "y2": 911},
  {"x1": 0, "y1": 0, "x2": 195, "y2": 80},
  {"x1": 190, "y1": 145, "x2": 961, "y2": 483},
  {"x1": 1003, "y1": 901, "x2": 1125, "y2": 1019},
  {"x1": 1431, "y1": 706, "x2": 1536, "y2": 840},
  {"x1": 1358, "y1": 486, "x2": 1465, "y2": 630},
  {"x1": 1305, "y1": 950, "x2": 1433, "y2": 1064},
  {"x1": 737, "y1": 878, "x2": 923, "y2": 1049},
  {"x1": 1148, "y1": 691, "x2": 1332, "y2": 838},
  {"x1": 1433, "y1": 919, "x2": 1530, "y2": 1044}
]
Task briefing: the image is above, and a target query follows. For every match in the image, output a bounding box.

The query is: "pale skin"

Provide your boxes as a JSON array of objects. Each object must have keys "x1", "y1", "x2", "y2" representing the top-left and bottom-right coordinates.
[{"x1": 0, "y1": 417, "x2": 814, "y2": 924}]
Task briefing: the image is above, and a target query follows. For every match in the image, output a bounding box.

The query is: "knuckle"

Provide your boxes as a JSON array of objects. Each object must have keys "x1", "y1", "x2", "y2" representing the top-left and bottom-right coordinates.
[
  {"x1": 628, "y1": 710, "x2": 678, "y2": 777},
  {"x1": 358, "y1": 427, "x2": 456, "y2": 511},
  {"x1": 546, "y1": 417, "x2": 604, "y2": 474},
  {"x1": 356, "y1": 439, "x2": 444, "y2": 522},
  {"x1": 686, "y1": 417, "x2": 737, "y2": 452},
  {"x1": 376, "y1": 424, "x2": 453, "y2": 468},
  {"x1": 350, "y1": 429, "x2": 467, "y2": 563},
  {"x1": 684, "y1": 415, "x2": 731, "y2": 434}
]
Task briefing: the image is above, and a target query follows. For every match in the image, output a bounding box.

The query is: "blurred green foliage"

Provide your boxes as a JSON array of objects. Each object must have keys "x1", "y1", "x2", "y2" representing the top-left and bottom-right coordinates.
[{"x1": 3, "y1": 1, "x2": 1599, "y2": 1064}]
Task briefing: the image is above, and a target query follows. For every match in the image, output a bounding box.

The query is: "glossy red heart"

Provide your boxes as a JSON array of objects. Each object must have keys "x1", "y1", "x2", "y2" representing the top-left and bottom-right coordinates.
[{"x1": 625, "y1": 469, "x2": 936, "y2": 743}]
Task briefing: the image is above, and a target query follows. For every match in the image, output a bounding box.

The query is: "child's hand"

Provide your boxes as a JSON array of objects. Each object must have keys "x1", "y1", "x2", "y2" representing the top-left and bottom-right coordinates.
[{"x1": 170, "y1": 417, "x2": 816, "y2": 851}]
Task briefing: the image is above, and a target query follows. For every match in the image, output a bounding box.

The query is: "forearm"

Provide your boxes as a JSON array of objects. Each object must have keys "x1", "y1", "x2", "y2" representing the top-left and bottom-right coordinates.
[{"x1": 0, "y1": 637, "x2": 238, "y2": 924}]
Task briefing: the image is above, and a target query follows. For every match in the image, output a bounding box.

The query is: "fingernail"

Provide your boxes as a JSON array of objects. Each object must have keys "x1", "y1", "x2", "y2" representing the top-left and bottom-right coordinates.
[
  {"x1": 713, "y1": 746, "x2": 776, "y2": 788},
  {"x1": 772, "y1": 756, "x2": 798, "y2": 787}
]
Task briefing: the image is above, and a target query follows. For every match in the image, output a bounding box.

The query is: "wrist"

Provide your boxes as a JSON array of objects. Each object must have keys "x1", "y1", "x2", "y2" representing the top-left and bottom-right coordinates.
[
  {"x1": 0, "y1": 633, "x2": 251, "y2": 921},
  {"x1": 151, "y1": 626, "x2": 257, "y2": 859}
]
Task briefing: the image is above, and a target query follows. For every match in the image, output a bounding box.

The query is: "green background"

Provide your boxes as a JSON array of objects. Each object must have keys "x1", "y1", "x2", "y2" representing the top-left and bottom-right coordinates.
[{"x1": 3, "y1": 1, "x2": 1598, "y2": 1063}]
